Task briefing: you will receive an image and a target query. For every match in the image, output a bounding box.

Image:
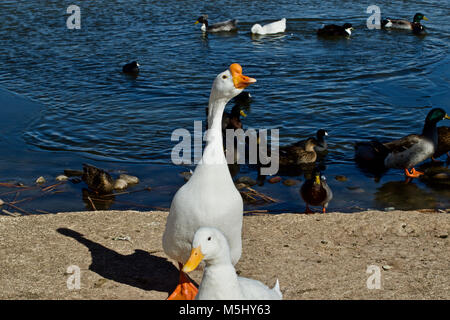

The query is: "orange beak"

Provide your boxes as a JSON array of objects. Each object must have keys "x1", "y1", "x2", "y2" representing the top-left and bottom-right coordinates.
[
  {"x1": 182, "y1": 246, "x2": 204, "y2": 273},
  {"x1": 230, "y1": 63, "x2": 256, "y2": 89}
]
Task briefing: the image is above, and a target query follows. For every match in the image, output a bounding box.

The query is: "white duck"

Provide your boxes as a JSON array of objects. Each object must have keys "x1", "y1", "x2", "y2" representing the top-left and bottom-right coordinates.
[
  {"x1": 251, "y1": 18, "x2": 286, "y2": 35},
  {"x1": 183, "y1": 227, "x2": 283, "y2": 300},
  {"x1": 163, "y1": 63, "x2": 256, "y2": 300}
]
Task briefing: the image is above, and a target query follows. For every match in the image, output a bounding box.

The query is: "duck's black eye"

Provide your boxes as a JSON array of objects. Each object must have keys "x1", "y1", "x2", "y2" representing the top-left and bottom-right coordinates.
[
  {"x1": 208, "y1": 236, "x2": 211, "y2": 241},
  {"x1": 222, "y1": 75, "x2": 227, "y2": 79}
]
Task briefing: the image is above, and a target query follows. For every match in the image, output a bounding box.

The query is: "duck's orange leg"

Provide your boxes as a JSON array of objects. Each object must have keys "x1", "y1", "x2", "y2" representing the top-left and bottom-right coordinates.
[
  {"x1": 167, "y1": 263, "x2": 198, "y2": 300},
  {"x1": 404, "y1": 168, "x2": 423, "y2": 178},
  {"x1": 322, "y1": 207, "x2": 326, "y2": 214}
]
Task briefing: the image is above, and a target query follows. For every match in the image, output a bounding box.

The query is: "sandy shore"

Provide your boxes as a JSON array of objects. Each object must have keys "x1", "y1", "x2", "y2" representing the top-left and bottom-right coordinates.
[{"x1": 0, "y1": 209, "x2": 448, "y2": 300}]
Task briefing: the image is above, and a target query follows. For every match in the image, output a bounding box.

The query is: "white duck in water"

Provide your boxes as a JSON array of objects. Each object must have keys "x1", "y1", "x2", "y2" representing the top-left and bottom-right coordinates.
[
  {"x1": 251, "y1": 18, "x2": 286, "y2": 35},
  {"x1": 183, "y1": 227, "x2": 282, "y2": 300},
  {"x1": 163, "y1": 63, "x2": 256, "y2": 300}
]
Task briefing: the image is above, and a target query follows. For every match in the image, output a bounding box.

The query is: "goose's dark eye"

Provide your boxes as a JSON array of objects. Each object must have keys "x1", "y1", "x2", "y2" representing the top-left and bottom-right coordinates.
[
  {"x1": 208, "y1": 236, "x2": 211, "y2": 241},
  {"x1": 222, "y1": 75, "x2": 227, "y2": 79}
]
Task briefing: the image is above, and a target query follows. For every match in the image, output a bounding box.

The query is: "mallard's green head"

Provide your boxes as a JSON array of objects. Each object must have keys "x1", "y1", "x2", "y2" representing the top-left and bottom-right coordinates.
[
  {"x1": 425, "y1": 108, "x2": 450, "y2": 124},
  {"x1": 413, "y1": 13, "x2": 429, "y2": 23}
]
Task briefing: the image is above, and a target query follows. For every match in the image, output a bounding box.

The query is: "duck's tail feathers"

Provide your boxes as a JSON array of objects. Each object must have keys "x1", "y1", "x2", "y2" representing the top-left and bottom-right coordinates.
[{"x1": 273, "y1": 279, "x2": 282, "y2": 299}]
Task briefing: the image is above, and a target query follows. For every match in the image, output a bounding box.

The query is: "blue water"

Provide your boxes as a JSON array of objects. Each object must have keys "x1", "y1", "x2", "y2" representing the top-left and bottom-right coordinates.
[{"x1": 0, "y1": 0, "x2": 449, "y2": 214}]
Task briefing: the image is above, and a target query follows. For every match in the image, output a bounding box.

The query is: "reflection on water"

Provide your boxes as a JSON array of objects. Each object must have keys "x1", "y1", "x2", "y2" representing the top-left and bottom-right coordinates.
[{"x1": 0, "y1": 0, "x2": 449, "y2": 213}]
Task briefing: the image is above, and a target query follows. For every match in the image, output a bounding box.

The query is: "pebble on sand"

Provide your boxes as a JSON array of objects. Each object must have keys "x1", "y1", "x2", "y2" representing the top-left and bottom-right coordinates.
[
  {"x1": 35, "y1": 176, "x2": 46, "y2": 184},
  {"x1": 56, "y1": 175, "x2": 69, "y2": 182},
  {"x1": 0, "y1": 199, "x2": 4, "y2": 206},
  {"x1": 114, "y1": 178, "x2": 128, "y2": 190}
]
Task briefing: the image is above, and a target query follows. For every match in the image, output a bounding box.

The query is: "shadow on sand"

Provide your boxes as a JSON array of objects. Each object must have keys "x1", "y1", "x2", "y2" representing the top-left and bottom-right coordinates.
[{"x1": 57, "y1": 227, "x2": 181, "y2": 295}]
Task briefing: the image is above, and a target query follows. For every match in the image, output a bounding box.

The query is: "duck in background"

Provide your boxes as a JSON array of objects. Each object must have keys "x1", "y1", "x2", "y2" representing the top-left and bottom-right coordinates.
[
  {"x1": 279, "y1": 138, "x2": 318, "y2": 166},
  {"x1": 433, "y1": 126, "x2": 450, "y2": 161},
  {"x1": 294, "y1": 129, "x2": 329, "y2": 156},
  {"x1": 381, "y1": 13, "x2": 429, "y2": 33},
  {"x1": 251, "y1": 18, "x2": 286, "y2": 35},
  {"x1": 195, "y1": 15, "x2": 238, "y2": 33},
  {"x1": 355, "y1": 108, "x2": 450, "y2": 182},
  {"x1": 300, "y1": 169, "x2": 333, "y2": 214},
  {"x1": 163, "y1": 63, "x2": 256, "y2": 300},
  {"x1": 122, "y1": 61, "x2": 140, "y2": 75},
  {"x1": 317, "y1": 23, "x2": 354, "y2": 37},
  {"x1": 182, "y1": 227, "x2": 282, "y2": 300}
]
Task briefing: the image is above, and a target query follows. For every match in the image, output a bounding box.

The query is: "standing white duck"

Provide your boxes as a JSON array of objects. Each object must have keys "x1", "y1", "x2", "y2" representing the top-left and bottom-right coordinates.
[
  {"x1": 183, "y1": 227, "x2": 283, "y2": 300},
  {"x1": 251, "y1": 18, "x2": 286, "y2": 35},
  {"x1": 163, "y1": 63, "x2": 256, "y2": 300}
]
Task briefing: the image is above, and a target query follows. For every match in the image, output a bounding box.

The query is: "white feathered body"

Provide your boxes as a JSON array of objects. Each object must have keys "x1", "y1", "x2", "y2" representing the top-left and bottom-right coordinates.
[{"x1": 251, "y1": 18, "x2": 286, "y2": 35}]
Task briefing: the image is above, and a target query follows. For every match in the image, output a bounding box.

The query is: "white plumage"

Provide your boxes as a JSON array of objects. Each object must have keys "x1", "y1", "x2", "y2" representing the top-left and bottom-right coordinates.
[
  {"x1": 183, "y1": 227, "x2": 283, "y2": 300},
  {"x1": 163, "y1": 64, "x2": 256, "y2": 268},
  {"x1": 251, "y1": 18, "x2": 286, "y2": 35}
]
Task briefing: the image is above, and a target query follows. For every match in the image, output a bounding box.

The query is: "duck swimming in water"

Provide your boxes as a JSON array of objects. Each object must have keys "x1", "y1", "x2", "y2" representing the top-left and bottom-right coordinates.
[
  {"x1": 279, "y1": 138, "x2": 318, "y2": 166},
  {"x1": 122, "y1": 61, "x2": 140, "y2": 74},
  {"x1": 294, "y1": 129, "x2": 329, "y2": 155},
  {"x1": 317, "y1": 23, "x2": 354, "y2": 37},
  {"x1": 195, "y1": 15, "x2": 238, "y2": 33},
  {"x1": 381, "y1": 12, "x2": 429, "y2": 31}
]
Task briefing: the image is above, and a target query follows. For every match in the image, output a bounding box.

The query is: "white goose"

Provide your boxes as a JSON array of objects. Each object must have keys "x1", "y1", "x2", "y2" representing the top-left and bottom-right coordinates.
[
  {"x1": 183, "y1": 227, "x2": 283, "y2": 300},
  {"x1": 163, "y1": 63, "x2": 256, "y2": 300},
  {"x1": 251, "y1": 18, "x2": 286, "y2": 35}
]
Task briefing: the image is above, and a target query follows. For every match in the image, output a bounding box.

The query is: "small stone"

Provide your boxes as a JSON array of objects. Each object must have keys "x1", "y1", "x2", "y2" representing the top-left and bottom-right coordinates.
[
  {"x1": 268, "y1": 176, "x2": 282, "y2": 184},
  {"x1": 335, "y1": 175, "x2": 348, "y2": 182},
  {"x1": 180, "y1": 171, "x2": 193, "y2": 182},
  {"x1": 235, "y1": 183, "x2": 247, "y2": 190},
  {"x1": 114, "y1": 179, "x2": 128, "y2": 190},
  {"x1": 382, "y1": 265, "x2": 392, "y2": 271},
  {"x1": 93, "y1": 278, "x2": 108, "y2": 288},
  {"x1": 438, "y1": 232, "x2": 448, "y2": 239},
  {"x1": 0, "y1": 199, "x2": 4, "y2": 206},
  {"x1": 432, "y1": 173, "x2": 450, "y2": 180},
  {"x1": 35, "y1": 176, "x2": 46, "y2": 184},
  {"x1": 347, "y1": 186, "x2": 364, "y2": 193},
  {"x1": 119, "y1": 174, "x2": 139, "y2": 185},
  {"x1": 321, "y1": 240, "x2": 328, "y2": 244},
  {"x1": 236, "y1": 176, "x2": 257, "y2": 186},
  {"x1": 283, "y1": 179, "x2": 300, "y2": 186},
  {"x1": 56, "y1": 175, "x2": 69, "y2": 182},
  {"x1": 384, "y1": 207, "x2": 395, "y2": 212}
]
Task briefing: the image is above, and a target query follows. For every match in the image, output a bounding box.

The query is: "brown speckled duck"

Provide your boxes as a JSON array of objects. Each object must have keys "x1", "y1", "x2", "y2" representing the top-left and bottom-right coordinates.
[{"x1": 279, "y1": 138, "x2": 317, "y2": 166}]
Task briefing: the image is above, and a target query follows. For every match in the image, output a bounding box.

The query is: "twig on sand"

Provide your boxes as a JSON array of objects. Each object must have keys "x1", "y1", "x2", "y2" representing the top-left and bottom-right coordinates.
[
  {"x1": 101, "y1": 187, "x2": 152, "y2": 198},
  {"x1": 2, "y1": 209, "x2": 21, "y2": 217},
  {"x1": 244, "y1": 209, "x2": 269, "y2": 215},
  {"x1": 36, "y1": 209, "x2": 52, "y2": 214}
]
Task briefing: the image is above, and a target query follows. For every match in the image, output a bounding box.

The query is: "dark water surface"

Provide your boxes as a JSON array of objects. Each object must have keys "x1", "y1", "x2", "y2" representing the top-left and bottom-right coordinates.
[{"x1": 0, "y1": 0, "x2": 449, "y2": 214}]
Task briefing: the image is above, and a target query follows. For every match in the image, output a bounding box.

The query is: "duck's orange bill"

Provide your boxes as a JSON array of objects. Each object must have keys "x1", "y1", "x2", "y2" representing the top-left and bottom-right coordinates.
[
  {"x1": 230, "y1": 63, "x2": 256, "y2": 89},
  {"x1": 182, "y1": 246, "x2": 204, "y2": 273}
]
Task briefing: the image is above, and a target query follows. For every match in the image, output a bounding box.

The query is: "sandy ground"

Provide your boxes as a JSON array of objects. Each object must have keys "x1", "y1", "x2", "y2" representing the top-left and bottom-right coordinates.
[{"x1": 0, "y1": 209, "x2": 448, "y2": 300}]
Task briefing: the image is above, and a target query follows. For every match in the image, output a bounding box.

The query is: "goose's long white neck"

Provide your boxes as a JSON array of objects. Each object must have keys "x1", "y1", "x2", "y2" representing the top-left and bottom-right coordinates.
[{"x1": 202, "y1": 92, "x2": 230, "y2": 165}]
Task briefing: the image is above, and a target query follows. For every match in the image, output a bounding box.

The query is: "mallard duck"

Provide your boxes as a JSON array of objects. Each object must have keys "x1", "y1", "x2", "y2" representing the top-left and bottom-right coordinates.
[
  {"x1": 300, "y1": 170, "x2": 333, "y2": 213},
  {"x1": 195, "y1": 15, "x2": 237, "y2": 33},
  {"x1": 163, "y1": 63, "x2": 256, "y2": 300},
  {"x1": 122, "y1": 61, "x2": 140, "y2": 74},
  {"x1": 434, "y1": 126, "x2": 450, "y2": 160},
  {"x1": 381, "y1": 13, "x2": 429, "y2": 31},
  {"x1": 82, "y1": 163, "x2": 114, "y2": 194},
  {"x1": 294, "y1": 129, "x2": 328, "y2": 154},
  {"x1": 232, "y1": 91, "x2": 252, "y2": 106},
  {"x1": 251, "y1": 18, "x2": 286, "y2": 35},
  {"x1": 182, "y1": 227, "x2": 282, "y2": 300},
  {"x1": 222, "y1": 104, "x2": 246, "y2": 132},
  {"x1": 279, "y1": 138, "x2": 317, "y2": 166},
  {"x1": 356, "y1": 108, "x2": 449, "y2": 179},
  {"x1": 317, "y1": 23, "x2": 354, "y2": 37}
]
